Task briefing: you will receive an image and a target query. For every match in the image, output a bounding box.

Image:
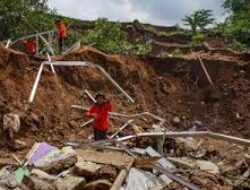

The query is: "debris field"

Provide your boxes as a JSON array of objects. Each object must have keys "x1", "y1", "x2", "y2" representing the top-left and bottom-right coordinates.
[{"x1": 0, "y1": 24, "x2": 250, "y2": 190}]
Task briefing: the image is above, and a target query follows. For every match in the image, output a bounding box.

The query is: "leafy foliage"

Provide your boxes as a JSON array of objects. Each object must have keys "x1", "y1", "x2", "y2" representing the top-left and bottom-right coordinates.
[
  {"x1": 0, "y1": 0, "x2": 56, "y2": 41},
  {"x1": 171, "y1": 48, "x2": 183, "y2": 58},
  {"x1": 81, "y1": 18, "x2": 151, "y2": 55},
  {"x1": 182, "y1": 9, "x2": 215, "y2": 34},
  {"x1": 191, "y1": 33, "x2": 206, "y2": 43},
  {"x1": 221, "y1": 0, "x2": 250, "y2": 47}
]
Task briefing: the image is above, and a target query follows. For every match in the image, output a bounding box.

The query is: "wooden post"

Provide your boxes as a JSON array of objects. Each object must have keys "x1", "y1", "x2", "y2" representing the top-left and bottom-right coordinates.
[
  {"x1": 110, "y1": 159, "x2": 134, "y2": 190},
  {"x1": 198, "y1": 56, "x2": 214, "y2": 86}
]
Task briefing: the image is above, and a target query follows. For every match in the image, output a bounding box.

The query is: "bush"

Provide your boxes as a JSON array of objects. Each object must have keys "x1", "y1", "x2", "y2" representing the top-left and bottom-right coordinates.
[
  {"x1": 171, "y1": 48, "x2": 183, "y2": 58},
  {"x1": 228, "y1": 40, "x2": 247, "y2": 51},
  {"x1": 191, "y1": 33, "x2": 206, "y2": 43}
]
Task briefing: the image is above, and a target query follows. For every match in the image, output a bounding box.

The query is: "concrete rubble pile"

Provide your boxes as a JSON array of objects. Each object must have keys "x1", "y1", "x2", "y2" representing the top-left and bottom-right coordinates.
[{"x1": 0, "y1": 119, "x2": 250, "y2": 190}]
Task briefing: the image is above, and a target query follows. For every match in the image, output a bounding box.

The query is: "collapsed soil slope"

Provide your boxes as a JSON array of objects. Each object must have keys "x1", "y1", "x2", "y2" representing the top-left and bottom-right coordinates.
[{"x1": 0, "y1": 44, "x2": 249, "y2": 148}]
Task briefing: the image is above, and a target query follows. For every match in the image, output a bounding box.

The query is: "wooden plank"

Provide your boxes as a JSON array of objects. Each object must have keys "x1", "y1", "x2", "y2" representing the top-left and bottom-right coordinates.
[
  {"x1": 110, "y1": 159, "x2": 134, "y2": 190},
  {"x1": 198, "y1": 56, "x2": 213, "y2": 86}
]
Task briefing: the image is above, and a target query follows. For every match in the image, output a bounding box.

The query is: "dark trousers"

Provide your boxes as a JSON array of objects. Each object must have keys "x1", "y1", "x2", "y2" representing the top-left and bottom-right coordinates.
[
  {"x1": 58, "y1": 37, "x2": 65, "y2": 52},
  {"x1": 94, "y1": 128, "x2": 107, "y2": 141}
]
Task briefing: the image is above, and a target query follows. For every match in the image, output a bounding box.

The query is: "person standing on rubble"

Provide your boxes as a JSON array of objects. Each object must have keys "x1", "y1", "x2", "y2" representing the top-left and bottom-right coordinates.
[
  {"x1": 55, "y1": 19, "x2": 67, "y2": 52},
  {"x1": 86, "y1": 93, "x2": 112, "y2": 140}
]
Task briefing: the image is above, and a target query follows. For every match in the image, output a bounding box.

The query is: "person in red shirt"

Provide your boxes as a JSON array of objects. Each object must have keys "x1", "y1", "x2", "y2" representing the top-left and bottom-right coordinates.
[
  {"x1": 55, "y1": 19, "x2": 67, "y2": 52},
  {"x1": 86, "y1": 93, "x2": 112, "y2": 140},
  {"x1": 22, "y1": 39, "x2": 36, "y2": 55}
]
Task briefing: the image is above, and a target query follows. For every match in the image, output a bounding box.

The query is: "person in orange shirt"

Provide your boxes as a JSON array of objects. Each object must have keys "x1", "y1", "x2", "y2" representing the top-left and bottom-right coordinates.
[
  {"x1": 22, "y1": 39, "x2": 36, "y2": 55},
  {"x1": 86, "y1": 93, "x2": 112, "y2": 140},
  {"x1": 55, "y1": 19, "x2": 67, "y2": 52}
]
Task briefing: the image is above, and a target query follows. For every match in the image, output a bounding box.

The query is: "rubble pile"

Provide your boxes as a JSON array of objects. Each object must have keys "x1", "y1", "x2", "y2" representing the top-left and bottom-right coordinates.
[{"x1": 0, "y1": 130, "x2": 249, "y2": 189}]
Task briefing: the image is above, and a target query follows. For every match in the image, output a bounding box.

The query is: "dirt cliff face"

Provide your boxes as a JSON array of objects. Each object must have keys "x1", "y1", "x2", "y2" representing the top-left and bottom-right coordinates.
[{"x1": 0, "y1": 43, "x2": 249, "y2": 148}]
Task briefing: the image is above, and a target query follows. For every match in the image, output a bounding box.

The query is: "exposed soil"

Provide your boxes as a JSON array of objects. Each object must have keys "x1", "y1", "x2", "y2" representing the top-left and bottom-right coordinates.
[{"x1": 0, "y1": 39, "x2": 249, "y2": 150}]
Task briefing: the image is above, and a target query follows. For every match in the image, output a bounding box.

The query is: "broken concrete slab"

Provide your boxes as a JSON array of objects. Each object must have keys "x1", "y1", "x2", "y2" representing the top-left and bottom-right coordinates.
[
  {"x1": 26, "y1": 142, "x2": 57, "y2": 166},
  {"x1": 54, "y1": 174, "x2": 86, "y2": 190},
  {"x1": 76, "y1": 148, "x2": 133, "y2": 166},
  {"x1": 30, "y1": 169, "x2": 56, "y2": 182},
  {"x1": 23, "y1": 175, "x2": 56, "y2": 190},
  {"x1": 145, "y1": 147, "x2": 176, "y2": 171},
  {"x1": 84, "y1": 179, "x2": 112, "y2": 190},
  {"x1": 98, "y1": 165, "x2": 118, "y2": 181},
  {"x1": 123, "y1": 168, "x2": 154, "y2": 190},
  {"x1": 34, "y1": 147, "x2": 77, "y2": 174},
  {"x1": 147, "y1": 174, "x2": 173, "y2": 190},
  {"x1": 0, "y1": 174, "x2": 19, "y2": 189},
  {"x1": 131, "y1": 148, "x2": 146, "y2": 155},
  {"x1": 74, "y1": 161, "x2": 101, "y2": 177},
  {"x1": 197, "y1": 161, "x2": 219, "y2": 174},
  {"x1": 167, "y1": 157, "x2": 197, "y2": 169}
]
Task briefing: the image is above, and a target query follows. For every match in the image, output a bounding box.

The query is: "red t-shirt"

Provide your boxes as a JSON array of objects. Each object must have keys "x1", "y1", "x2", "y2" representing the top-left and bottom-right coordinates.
[
  {"x1": 86, "y1": 102, "x2": 112, "y2": 131},
  {"x1": 56, "y1": 22, "x2": 67, "y2": 38}
]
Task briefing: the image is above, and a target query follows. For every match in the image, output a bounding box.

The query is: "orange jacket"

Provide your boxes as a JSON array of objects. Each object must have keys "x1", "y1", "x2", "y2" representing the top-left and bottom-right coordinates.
[
  {"x1": 23, "y1": 40, "x2": 36, "y2": 54},
  {"x1": 56, "y1": 22, "x2": 67, "y2": 38},
  {"x1": 86, "y1": 102, "x2": 112, "y2": 131}
]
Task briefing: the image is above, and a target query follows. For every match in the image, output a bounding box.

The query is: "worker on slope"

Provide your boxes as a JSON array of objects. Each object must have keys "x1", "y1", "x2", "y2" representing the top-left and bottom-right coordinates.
[
  {"x1": 86, "y1": 93, "x2": 112, "y2": 140},
  {"x1": 22, "y1": 39, "x2": 36, "y2": 56},
  {"x1": 55, "y1": 19, "x2": 67, "y2": 53}
]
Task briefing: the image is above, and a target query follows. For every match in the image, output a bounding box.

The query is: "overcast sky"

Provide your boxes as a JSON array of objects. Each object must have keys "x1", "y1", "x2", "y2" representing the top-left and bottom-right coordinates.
[{"x1": 48, "y1": 0, "x2": 226, "y2": 26}]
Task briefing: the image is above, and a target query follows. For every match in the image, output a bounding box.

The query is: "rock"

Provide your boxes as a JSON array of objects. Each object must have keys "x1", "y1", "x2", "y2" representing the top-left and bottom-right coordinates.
[
  {"x1": 3, "y1": 113, "x2": 20, "y2": 139},
  {"x1": 69, "y1": 121, "x2": 78, "y2": 128},
  {"x1": 30, "y1": 169, "x2": 56, "y2": 182},
  {"x1": 84, "y1": 179, "x2": 112, "y2": 190},
  {"x1": 168, "y1": 157, "x2": 197, "y2": 169},
  {"x1": 98, "y1": 165, "x2": 118, "y2": 181},
  {"x1": 0, "y1": 175, "x2": 19, "y2": 189},
  {"x1": 197, "y1": 161, "x2": 219, "y2": 174},
  {"x1": 74, "y1": 161, "x2": 101, "y2": 177},
  {"x1": 23, "y1": 175, "x2": 56, "y2": 190},
  {"x1": 54, "y1": 175, "x2": 86, "y2": 190},
  {"x1": 172, "y1": 116, "x2": 181, "y2": 124},
  {"x1": 34, "y1": 147, "x2": 77, "y2": 174}
]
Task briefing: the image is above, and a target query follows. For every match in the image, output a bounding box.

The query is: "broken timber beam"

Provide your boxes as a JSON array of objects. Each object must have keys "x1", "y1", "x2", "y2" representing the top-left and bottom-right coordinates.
[
  {"x1": 198, "y1": 56, "x2": 213, "y2": 86},
  {"x1": 110, "y1": 159, "x2": 134, "y2": 190},
  {"x1": 117, "y1": 131, "x2": 250, "y2": 147}
]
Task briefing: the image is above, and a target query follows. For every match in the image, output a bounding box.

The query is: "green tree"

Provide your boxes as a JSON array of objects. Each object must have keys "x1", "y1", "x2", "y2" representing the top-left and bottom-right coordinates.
[
  {"x1": 222, "y1": 0, "x2": 250, "y2": 47},
  {"x1": 183, "y1": 9, "x2": 215, "y2": 34},
  {"x1": 0, "y1": 0, "x2": 55, "y2": 40},
  {"x1": 82, "y1": 18, "x2": 151, "y2": 55}
]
